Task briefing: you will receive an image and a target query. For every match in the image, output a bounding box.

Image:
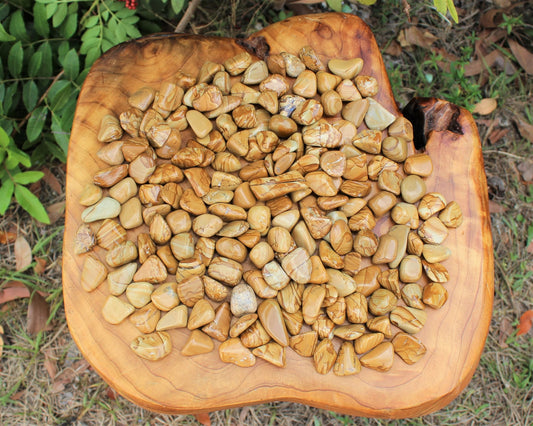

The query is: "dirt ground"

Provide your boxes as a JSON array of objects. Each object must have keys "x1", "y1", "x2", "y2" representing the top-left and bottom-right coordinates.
[{"x1": 1, "y1": 1, "x2": 532, "y2": 425}]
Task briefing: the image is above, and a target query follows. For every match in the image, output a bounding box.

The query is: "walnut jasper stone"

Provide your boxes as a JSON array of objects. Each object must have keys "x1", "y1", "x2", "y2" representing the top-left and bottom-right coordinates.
[{"x1": 83, "y1": 47, "x2": 464, "y2": 376}]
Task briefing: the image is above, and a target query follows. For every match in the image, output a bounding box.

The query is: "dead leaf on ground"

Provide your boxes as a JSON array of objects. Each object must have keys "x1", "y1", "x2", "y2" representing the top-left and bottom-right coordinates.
[
  {"x1": 34, "y1": 257, "x2": 47, "y2": 275},
  {"x1": 489, "y1": 200, "x2": 508, "y2": 213},
  {"x1": 0, "y1": 281, "x2": 48, "y2": 305},
  {"x1": 398, "y1": 26, "x2": 438, "y2": 50},
  {"x1": 51, "y1": 359, "x2": 91, "y2": 393},
  {"x1": 517, "y1": 310, "x2": 533, "y2": 336},
  {"x1": 480, "y1": 9, "x2": 505, "y2": 28},
  {"x1": 498, "y1": 317, "x2": 513, "y2": 348},
  {"x1": 41, "y1": 167, "x2": 63, "y2": 194},
  {"x1": 488, "y1": 127, "x2": 510, "y2": 145},
  {"x1": 29, "y1": 181, "x2": 42, "y2": 198},
  {"x1": 193, "y1": 413, "x2": 212, "y2": 426},
  {"x1": 0, "y1": 285, "x2": 30, "y2": 304},
  {"x1": 10, "y1": 390, "x2": 25, "y2": 401},
  {"x1": 0, "y1": 325, "x2": 4, "y2": 359},
  {"x1": 15, "y1": 236, "x2": 32, "y2": 271},
  {"x1": 508, "y1": 39, "x2": 533, "y2": 75},
  {"x1": 105, "y1": 386, "x2": 119, "y2": 400},
  {"x1": 0, "y1": 230, "x2": 17, "y2": 244},
  {"x1": 432, "y1": 47, "x2": 459, "y2": 62},
  {"x1": 464, "y1": 49, "x2": 517, "y2": 76},
  {"x1": 514, "y1": 116, "x2": 533, "y2": 143},
  {"x1": 473, "y1": 98, "x2": 498, "y2": 115},
  {"x1": 46, "y1": 201, "x2": 65, "y2": 224},
  {"x1": 517, "y1": 160, "x2": 533, "y2": 182},
  {"x1": 384, "y1": 40, "x2": 402, "y2": 56},
  {"x1": 493, "y1": 0, "x2": 511, "y2": 7},
  {"x1": 526, "y1": 239, "x2": 533, "y2": 254},
  {"x1": 27, "y1": 292, "x2": 50, "y2": 335},
  {"x1": 43, "y1": 348, "x2": 58, "y2": 380}
]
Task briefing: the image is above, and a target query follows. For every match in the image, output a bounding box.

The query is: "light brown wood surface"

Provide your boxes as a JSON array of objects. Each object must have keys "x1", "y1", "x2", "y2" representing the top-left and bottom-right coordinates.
[{"x1": 63, "y1": 13, "x2": 494, "y2": 418}]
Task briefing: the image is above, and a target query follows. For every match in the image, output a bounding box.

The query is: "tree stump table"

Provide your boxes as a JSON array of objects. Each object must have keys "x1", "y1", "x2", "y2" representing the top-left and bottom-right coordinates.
[{"x1": 62, "y1": 12, "x2": 494, "y2": 418}]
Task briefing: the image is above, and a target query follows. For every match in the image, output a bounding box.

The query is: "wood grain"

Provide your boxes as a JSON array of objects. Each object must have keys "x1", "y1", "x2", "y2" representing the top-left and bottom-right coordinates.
[{"x1": 63, "y1": 13, "x2": 493, "y2": 418}]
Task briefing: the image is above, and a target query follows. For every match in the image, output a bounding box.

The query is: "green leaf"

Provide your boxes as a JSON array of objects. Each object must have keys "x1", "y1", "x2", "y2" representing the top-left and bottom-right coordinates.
[
  {"x1": 62, "y1": 49, "x2": 79, "y2": 80},
  {"x1": 23, "y1": 81, "x2": 39, "y2": 112},
  {"x1": 0, "y1": 126, "x2": 9, "y2": 148},
  {"x1": 0, "y1": 180, "x2": 14, "y2": 215},
  {"x1": 28, "y1": 51, "x2": 43, "y2": 78},
  {"x1": 34, "y1": 3, "x2": 50, "y2": 38},
  {"x1": 433, "y1": 0, "x2": 447, "y2": 14},
  {"x1": 3, "y1": 82, "x2": 19, "y2": 114},
  {"x1": 9, "y1": 10, "x2": 28, "y2": 42},
  {"x1": 53, "y1": 3, "x2": 67, "y2": 28},
  {"x1": 326, "y1": 0, "x2": 343, "y2": 12},
  {"x1": 81, "y1": 25, "x2": 101, "y2": 42},
  {"x1": 86, "y1": 46, "x2": 102, "y2": 67},
  {"x1": 14, "y1": 184, "x2": 50, "y2": 224},
  {"x1": 85, "y1": 15, "x2": 99, "y2": 28},
  {"x1": 37, "y1": 42, "x2": 53, "y2": 77},
  {"x1": 61, "y1": 11, "x2": 77, "y2": 38},
  {"x1": 12, "y1": 171, "x2": 44, "y2": 185},
  {"x1": 447, "y1": 0, "x2": 459, "y2": 23},
  {"x1": 45, "y1": 2, "x2": 58, "y2": 19},
  {"x1": 48, "y1": 81, "x2": 71, "y2": 111},
  {"x1": 0, "y1": 22, "x2": 15, "y2": 41},
  {"x1": 80, "y1": 37, "x2": 100, "y2": 55},
  {"x1": 26, "y1": 106, "x2": 48, "y2": 142},
  {"x1": 8, "y1": 41, "x2": 23, "y2": 78},
  {"x1": 171, "y1": 0, "x2": 186, "y2": 14},
  {"x1": 6, "y1": 146, "x2": 31, "y2": 169}
]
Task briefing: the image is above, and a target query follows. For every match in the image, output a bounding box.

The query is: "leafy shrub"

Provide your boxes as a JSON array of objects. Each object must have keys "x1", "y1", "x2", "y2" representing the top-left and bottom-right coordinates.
[{"x1": 0, "y1": 0, "x2": 187, "y2": 222}]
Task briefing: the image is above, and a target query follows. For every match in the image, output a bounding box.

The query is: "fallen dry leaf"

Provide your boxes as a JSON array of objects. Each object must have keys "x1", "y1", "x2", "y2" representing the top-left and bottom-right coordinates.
[
  {"x1": 15, "y1": 236, "x2": 32, "y2": 271},
  {"x1": 489, "y1": 200, "x2": 508, "y2": 213},
  {"x1": 51, "y1": 359, "x2": 91, "y2": 393},
  {"x1": 27, "y1": 292, "x2": 50, "y2": 335},
  {"x1": 399, "y1": 26, "x2": 438, "y2": 50},
  {"x1": 10, "y1": 390, "x2": 25, "y2": 401},
  {"x1": 517, "y1": 161, "x2": 533, "y2": 182},
  {"x1": 473, "y1": 98, "x2": 498, "y2": 115},
  {"x1": 464, "y1": 49, "x2": 516, "y2": 76},
  {"x1": 493, "y1": 0, "x2": 511, "y2": 7},
  {"x1": 0, "y1": 282, "x2": 30, "y2": 304},
  {"x1": 508, "y1": 39, "x2": 533, "y2": 75},
  {"x1": 526, "y1": 239, "x2": 533, "y2": 255},
  {"x1": 0, "y1": 325, "x2": 4, "y2": 359},
  {"x1": 41, "y1": 167, "x2": 63, "y2": 194},
  {"x1": 514, "y1": 116, "x2": 533, "y2": 143},
  {"x1": 0, "y1": 281, "x2": 48, "y2": 305},
  {"x1": 34, "y1": 257, "x2": 47, "y2": 275},
  {"x1": 105, "y1": 386, "x2": 119, "y2": 400},
  {"x1": 29, "y1": 180, "x2": 42, "y2": 198},
  {"x1": 480, "y1": 9, "x2": 505, "y2": 29},
  {"x1": 43, "y1": 349, "x2": 58, "y2": 380},
  {"x1": 488, "y1": 127, "x2": 510, "y2": 145},
  {"x1": 194, "y1": 413, "x2": 212, "y2": 426},
  {"x1": 498, "y1": 317, "x2": 512, "y2": 348},
  {"x1": 517, "y1": 310, "x2": 533, "y2": 336},
  {"x1": 46, "y1": 201, "x2": 66, "y2": 224},
  {"x1": 384, "y1": 40, "x2": 402, "y2": 56},
  {"x1": 0, "y1": 230, "x2": 17, "y2": 244}
]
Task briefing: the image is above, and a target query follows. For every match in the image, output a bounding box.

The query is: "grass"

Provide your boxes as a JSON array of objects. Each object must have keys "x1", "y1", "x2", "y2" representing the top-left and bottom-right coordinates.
[{"x1": 1, "y1": 0, "x2": 533, "y2": 425}]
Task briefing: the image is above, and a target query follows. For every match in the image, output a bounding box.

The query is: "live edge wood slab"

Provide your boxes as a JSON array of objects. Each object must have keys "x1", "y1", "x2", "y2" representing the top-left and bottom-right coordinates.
[{"x1": 62, "y1": 13, "x2": 494, "y2": 418}]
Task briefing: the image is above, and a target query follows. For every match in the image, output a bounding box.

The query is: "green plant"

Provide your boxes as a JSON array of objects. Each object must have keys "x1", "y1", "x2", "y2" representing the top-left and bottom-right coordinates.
[{"x1": 0, "y1": 0, "x2": 190, "y2": 223}]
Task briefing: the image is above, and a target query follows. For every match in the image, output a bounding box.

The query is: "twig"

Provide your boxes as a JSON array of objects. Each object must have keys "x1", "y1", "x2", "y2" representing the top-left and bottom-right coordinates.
[
  {"x1": 12, "y1": 70, "x2": 65, "y2": 137},
  {"x1": 483, "y1": 150, "x2": 526, "y2": 160},
  {"x1": 175, "y1": 0, "x2": 202, "y2": 33},
  {"x1": 402, "y1": 0, "x2": 411, "y2": 22}
]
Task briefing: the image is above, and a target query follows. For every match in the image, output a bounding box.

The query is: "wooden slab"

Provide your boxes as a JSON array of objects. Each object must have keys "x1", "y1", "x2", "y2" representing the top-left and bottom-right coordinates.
[{"x1": 63, "y1": 13, "x2": 494, "y2": 418}]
